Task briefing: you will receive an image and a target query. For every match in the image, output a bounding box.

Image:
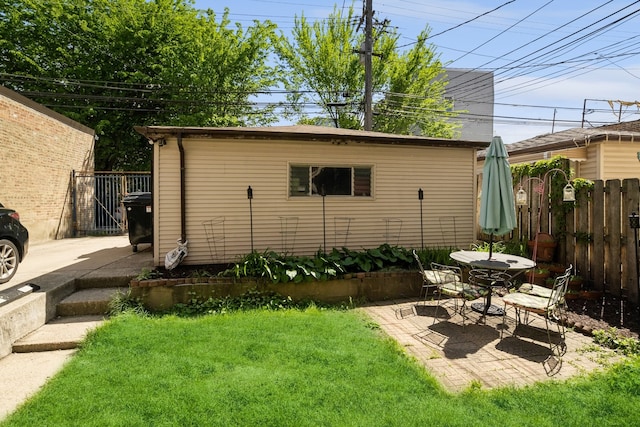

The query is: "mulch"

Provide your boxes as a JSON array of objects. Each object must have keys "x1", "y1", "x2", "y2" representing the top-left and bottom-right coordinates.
[{"x1": 564, "y1": 294, "x2": 640, "y2": 339}]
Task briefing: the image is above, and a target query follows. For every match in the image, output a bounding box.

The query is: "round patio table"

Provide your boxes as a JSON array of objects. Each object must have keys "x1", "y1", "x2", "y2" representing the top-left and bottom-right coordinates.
[{"x1": 449, "y1": 251, "x2": 536, "y2": 316}]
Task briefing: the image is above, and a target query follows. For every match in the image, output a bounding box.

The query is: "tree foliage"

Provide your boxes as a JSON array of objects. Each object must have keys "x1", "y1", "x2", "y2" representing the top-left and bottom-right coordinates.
[
  {"x1": 0, "y1": 0, "x2": 279, "y2": 170},
  {"x1": 275, "y1": 4, "x2": 458, "y2": 137},
  {"x1": 1, "y1": 1, "x2": 460, "y2": 170}
]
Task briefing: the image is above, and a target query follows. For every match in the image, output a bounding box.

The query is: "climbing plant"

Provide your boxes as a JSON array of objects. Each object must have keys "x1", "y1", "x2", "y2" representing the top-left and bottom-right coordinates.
[{"x1": 510, "y1": 156, "x2": 593, "y2": 239}]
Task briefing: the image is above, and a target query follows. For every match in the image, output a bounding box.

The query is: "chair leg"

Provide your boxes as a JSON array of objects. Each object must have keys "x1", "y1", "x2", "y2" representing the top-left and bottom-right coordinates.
[
  {"x1": 500, "y1": 304, "x2": 508, "y2": 339},
  {"x1": 431, "y1": 291, "x2": 442, "y2": 325},
  {"x1": 546, "y1": 313, "x2": 566, "y2": 356}
]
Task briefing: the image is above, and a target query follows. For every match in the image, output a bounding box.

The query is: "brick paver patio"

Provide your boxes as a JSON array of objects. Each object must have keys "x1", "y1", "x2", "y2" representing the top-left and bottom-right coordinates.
[{"x1": 361, "y1": 297, "x2": 622, "y2": 392}]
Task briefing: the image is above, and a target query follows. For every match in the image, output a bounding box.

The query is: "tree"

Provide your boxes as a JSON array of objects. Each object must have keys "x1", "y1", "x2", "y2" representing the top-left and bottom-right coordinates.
[
  {"x1": 0, "y1": 0, "x2": 279, "y2": 170},
  {"x1": 275, "y1": 4, "x2": 458, "y2": 137}
]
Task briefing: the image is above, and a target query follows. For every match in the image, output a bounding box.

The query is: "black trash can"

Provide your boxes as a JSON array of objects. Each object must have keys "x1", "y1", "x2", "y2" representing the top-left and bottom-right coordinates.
[{"x1": 123, "y1": 192, "x2": 152, "y2": 252}]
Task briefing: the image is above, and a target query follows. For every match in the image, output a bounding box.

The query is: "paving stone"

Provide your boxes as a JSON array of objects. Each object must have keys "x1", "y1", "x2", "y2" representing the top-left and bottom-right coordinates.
[{"x1": 361, "y1": 297, "x2": 627, "y2": 392}]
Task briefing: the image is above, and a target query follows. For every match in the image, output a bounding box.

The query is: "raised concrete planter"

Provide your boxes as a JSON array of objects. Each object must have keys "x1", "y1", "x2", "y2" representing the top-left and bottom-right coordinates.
[{"x1": 130, "y1": 271, "x2": 423, "y2": 312}]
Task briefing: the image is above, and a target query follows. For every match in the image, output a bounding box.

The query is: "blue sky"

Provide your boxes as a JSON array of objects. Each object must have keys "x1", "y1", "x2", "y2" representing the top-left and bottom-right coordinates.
[{"x1": 194, "y1": 0, "x2": 640, "y2": 144}]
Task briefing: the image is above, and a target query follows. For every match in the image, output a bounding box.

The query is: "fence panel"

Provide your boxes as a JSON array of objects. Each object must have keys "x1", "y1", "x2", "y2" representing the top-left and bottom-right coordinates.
[
  {"x1": 73, "y1": 171, "x2": 151, "y2": 236},
  {"x1": 591, "y1": 180, "x2": 605, "y2": 291},
  {"x1": 606, "y1": 180, "x2": 622, "y2": 297},
  {"x1": 483, "y1": 176, "x2": 640, "y2": 305},
  {"x1": 623, "y1": 179, "x2": 640, "y2": 304}
]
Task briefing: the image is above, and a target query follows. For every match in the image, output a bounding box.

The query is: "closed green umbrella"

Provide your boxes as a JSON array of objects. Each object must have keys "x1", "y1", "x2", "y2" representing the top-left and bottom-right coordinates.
[{"x1": 479, "y1": 136, "x2": 516, "y2": 259}]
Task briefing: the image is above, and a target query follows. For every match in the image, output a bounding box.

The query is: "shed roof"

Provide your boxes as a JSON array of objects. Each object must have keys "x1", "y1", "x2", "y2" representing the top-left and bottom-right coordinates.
[
  {"x1": 134, "y1": 125, "x2": 489, "y2": 149},
  {"x1": 479, "y1": 120, "x2": 640, "y2": 160}
]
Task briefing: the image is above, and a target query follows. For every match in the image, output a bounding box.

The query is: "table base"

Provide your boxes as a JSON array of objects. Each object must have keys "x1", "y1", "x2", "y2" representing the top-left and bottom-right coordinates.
[{"x1": 471, "y1": 302, "x2": 504, "y2": 316}]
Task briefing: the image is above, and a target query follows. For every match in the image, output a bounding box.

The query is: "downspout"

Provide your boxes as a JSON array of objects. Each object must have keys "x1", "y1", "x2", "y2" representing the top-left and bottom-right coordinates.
[{"x1": 178, "y1": 133, "x2": 186, "y2": 243}]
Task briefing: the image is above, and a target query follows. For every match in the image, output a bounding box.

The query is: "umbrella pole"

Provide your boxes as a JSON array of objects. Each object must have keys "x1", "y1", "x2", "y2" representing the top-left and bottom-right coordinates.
[{"x1": 489, "y1": 233, "x2": 494, "y2": 259}]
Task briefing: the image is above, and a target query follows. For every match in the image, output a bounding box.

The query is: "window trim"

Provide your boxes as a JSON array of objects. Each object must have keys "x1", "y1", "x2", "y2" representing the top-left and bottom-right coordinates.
[{"x1": 288, "y1": 164, "x2": 373, "y2": 198}]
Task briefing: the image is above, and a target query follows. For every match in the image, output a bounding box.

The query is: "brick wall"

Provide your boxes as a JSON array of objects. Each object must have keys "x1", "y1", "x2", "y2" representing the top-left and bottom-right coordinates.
[{"x1": 0, "y1": 86, "x2": 95, "y2": 242}]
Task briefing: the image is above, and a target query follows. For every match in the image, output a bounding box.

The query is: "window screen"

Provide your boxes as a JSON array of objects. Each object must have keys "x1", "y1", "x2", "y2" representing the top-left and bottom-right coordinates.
[{"x1": 289, "y1": 165, "x2": 372, "y2": 197}]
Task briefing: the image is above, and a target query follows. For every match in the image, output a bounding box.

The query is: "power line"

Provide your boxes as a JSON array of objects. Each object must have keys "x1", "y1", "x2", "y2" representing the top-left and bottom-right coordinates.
[{"x1": 397, "y1": 0, "x2": 516, "y2": 48}]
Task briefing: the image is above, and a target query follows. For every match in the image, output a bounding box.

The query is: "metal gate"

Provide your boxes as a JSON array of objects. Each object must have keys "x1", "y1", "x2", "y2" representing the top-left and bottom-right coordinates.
[{"x1": 73, "y1": 171, "x2": 151, "y2": 236}]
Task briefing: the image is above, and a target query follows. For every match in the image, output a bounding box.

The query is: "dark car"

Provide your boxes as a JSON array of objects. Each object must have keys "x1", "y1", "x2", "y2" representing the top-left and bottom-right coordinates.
[{"x1": 0, "y1": 202, "x2": 29, "y2": 284}]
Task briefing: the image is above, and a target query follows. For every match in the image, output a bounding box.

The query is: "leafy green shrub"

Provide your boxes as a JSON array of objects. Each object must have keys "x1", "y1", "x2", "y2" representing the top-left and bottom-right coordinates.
[
  {"x1": 220, "y1": 249, "x2": 345, "y2": 283},
  {"x1": 109, "y1": 289, "x2": 149, "y2": 317},
  {"x1": 412, "y1": 246, "x2": 458, "y2": 267},
  {"x1": 220, "y1": 244, "x2": 419, "y2": 284},
  {"x1": 593, "y1": 328, "x2": 640, "y2": 356},
  {"x1": 471, "y1": 240, "x2": 507, "y2": 253},
  {"x1": 135, "y1": 268, "x2": 163, "y2": 280},
  {"x1": 170, "y1": 290, "x2": 352, "y2": 317},
  {"x1": 333, "y1": 243, "x2": 414, "y2": 273}
]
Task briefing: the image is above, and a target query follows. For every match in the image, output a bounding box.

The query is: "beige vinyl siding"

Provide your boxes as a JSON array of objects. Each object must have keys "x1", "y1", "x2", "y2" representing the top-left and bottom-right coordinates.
[
  {"x1": 575, "y1": 144, "x2": 598, "y2": 180},
  {"x1": 154, "y1": 137, "x2": 477, "y2": 266},
  {"x1": 507, "y1": 152, "x2": 547, "y2": 167},
  {"x1": 153, "y1": 142, "x2": 182, "y2": 265},
  {"x1": 554, "y1": 147, "x2": 587, "y2": 161},
  {"x1": 601, "y1": 141, "x2": 640, "y2": 180}
]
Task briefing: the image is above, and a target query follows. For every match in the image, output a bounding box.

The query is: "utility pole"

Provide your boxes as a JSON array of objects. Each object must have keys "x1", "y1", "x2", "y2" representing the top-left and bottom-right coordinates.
[{"x1": 363, "y1": 0, "x2": 373, "y2": 131}]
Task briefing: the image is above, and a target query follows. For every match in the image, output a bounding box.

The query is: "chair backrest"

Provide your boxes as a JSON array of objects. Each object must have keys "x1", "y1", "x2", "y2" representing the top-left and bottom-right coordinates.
[
  {"x1": 412, "y1": 249, "x2": 426, "y2": 272},
  {"x1": 412, "y1": 250, "x2": 434, "y2": 285},
  {"x1": 548, "y1": 265, "x2": 572, "y2": 308},
  {"x1": 430, "y1": 262, "x2": 462, "y2": 284},
  {"x1": 468, "y1": 268, "x2": 490, "y2": 287}
]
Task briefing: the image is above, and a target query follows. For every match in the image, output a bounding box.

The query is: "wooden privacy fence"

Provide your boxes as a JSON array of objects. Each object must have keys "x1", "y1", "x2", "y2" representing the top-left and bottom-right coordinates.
[{"x1": 485, "y1": 177, "x2": 640, "y2": 306}]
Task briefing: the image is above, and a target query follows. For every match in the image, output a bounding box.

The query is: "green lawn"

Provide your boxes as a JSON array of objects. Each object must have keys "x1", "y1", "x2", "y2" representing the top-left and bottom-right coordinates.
[{"x1": 2, "y1": 309, "x2": 640, "y2": 426}]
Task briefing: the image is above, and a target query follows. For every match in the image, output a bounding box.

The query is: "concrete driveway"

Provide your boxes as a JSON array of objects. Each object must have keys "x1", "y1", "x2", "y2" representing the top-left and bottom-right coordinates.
[
  {"x1": 0, "y1": 235, "x2": 153, "y2": 420},
  {"x1": 1, "y1": 235, "x2": 147, "y2": 293}
]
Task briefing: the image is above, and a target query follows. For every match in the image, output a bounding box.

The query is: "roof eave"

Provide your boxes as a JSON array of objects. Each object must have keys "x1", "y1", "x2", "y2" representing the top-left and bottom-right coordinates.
[{"x1": 134, "y1": 125, "x2": 489, "y2": 149}]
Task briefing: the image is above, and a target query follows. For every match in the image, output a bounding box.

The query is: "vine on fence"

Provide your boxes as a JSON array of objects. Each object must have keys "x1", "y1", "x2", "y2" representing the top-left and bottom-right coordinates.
[{"x1": 510, "y1": 156, "x2": 594, "y2": 240}]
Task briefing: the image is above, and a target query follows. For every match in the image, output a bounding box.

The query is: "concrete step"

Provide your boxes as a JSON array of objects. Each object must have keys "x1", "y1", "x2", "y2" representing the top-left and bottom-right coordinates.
[
  {"x1": 56, "y1": 287, "x2": 128, "y2": 317},
  {"x1": 75, "y1": 275, "x2": 134, "y2": 289},
  {"x1": 12, "y1": 315, "x2": 106, "y2": 353}
]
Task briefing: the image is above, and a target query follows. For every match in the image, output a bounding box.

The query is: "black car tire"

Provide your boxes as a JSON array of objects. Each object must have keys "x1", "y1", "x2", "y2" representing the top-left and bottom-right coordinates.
[{"x1": 0, "y1": 239, "x2": 19, "y2": 284}]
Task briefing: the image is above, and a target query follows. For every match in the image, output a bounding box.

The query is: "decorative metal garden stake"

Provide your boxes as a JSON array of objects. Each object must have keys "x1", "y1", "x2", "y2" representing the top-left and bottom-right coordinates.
[
  {"x1": 321, "y1": 188, "x2": 326, "y2": 253},
  {"x1": 418, "y1": 188, "x2": 424, "y2": 249},
  {"x1": 629, "y1": 212, "x2": 639, "y2": 311},
  {"x1": 247, "y1": 186, "x2": 254, "y2": 252}
]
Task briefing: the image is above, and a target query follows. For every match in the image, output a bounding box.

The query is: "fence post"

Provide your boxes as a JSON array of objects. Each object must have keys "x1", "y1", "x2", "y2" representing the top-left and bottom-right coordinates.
[
  {"x1": 591, "y1": 180, "x2": 605, "y2": 291},
  {"x1": 623, "y1": 178, "x2": 640, "y2": 305},
  {"x1": 606, "y1": 180, "x2": 622, "y2": 297}
]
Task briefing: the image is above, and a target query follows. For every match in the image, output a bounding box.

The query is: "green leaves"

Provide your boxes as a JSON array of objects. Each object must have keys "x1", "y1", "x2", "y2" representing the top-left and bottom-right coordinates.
[
  {"x1": 275, "y1": 5, "x2": 457, "y2": 137},
  {"x1": 593, "y1": 328, "x2": 640, "y2": 356},
  {"x1": 0, "y1": 0, "x2": 279, "y2": 170},
  {"x1": 221, "y1": 244, "x2": 416, "y2": 284}
]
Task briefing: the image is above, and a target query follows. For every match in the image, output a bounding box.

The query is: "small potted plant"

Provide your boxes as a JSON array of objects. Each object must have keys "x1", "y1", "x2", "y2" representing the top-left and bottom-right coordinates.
[
  {"x1": 547, "y1": 263, "x2": 567, "y2": 275},
  {"x1": 567, "y1": 275, "x2": 583, "y2": 292},
  {"x1": 526, "y1": 267, "x2": 551, "y2": 286},
  {"x1": 527, "y1": 232, "x2": 557, "y2": 262}
]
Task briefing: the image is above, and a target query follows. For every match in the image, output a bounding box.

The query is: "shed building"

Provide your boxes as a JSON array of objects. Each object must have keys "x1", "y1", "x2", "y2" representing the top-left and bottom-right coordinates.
[{"x1": 135, "y1": 125, "x2": 488, "y2": 267}]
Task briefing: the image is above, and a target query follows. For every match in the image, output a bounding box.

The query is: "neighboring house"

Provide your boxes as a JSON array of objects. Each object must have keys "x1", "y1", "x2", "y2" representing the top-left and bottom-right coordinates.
[
  {"x1": 444, "y1": 68, "x2": 494, "y2": 142},
  {"x1": 135, "y1": 125, "x2": 488, "y2": 267},
  {"x1": 0, "y1": 86, "x2": 95, "y2": 242},
  {"x1": 481, "y1": 120, "x2": 640, "y2": 180}
]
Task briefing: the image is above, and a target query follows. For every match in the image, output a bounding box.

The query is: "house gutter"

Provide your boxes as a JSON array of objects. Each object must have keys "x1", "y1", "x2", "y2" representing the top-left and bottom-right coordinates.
[{"x1": 178, "y1": 132, "x2": 186, "y2": 243}]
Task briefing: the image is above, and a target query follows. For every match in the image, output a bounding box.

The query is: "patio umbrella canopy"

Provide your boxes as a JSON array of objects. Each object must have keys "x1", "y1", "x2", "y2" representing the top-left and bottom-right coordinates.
[{"x1": 479, "y1": 136, "x2": 517, "y2": 258}]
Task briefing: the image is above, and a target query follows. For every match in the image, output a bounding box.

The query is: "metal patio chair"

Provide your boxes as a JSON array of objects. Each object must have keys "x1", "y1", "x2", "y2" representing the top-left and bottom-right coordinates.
[
  {"x1": 515, "y1": 265, "x2": 573, "y2": 321},
  {"x1": 500, "y1": 267, "x2": 572, "y2": 357},
  {"x1": 428, "y1": 262, "x2": 488, "y2": 326},
  {"x1": 412, "y1": 250, "x2": 438, "y2": 303}
]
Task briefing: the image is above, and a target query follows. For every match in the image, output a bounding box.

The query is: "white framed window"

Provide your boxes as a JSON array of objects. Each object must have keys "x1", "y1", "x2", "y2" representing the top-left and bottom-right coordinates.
[{"x1": 289, "y1": 165, "x2": 372, "y2": 197}]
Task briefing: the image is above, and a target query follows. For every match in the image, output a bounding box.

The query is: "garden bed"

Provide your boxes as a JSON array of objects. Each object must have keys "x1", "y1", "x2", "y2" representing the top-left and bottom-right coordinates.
[
  {"x1": 135, "y1": 262, "x2": 640, "y2": 339},
  {"x1": 565, "y1": 294, "x2": 639, "y2": 339}
]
